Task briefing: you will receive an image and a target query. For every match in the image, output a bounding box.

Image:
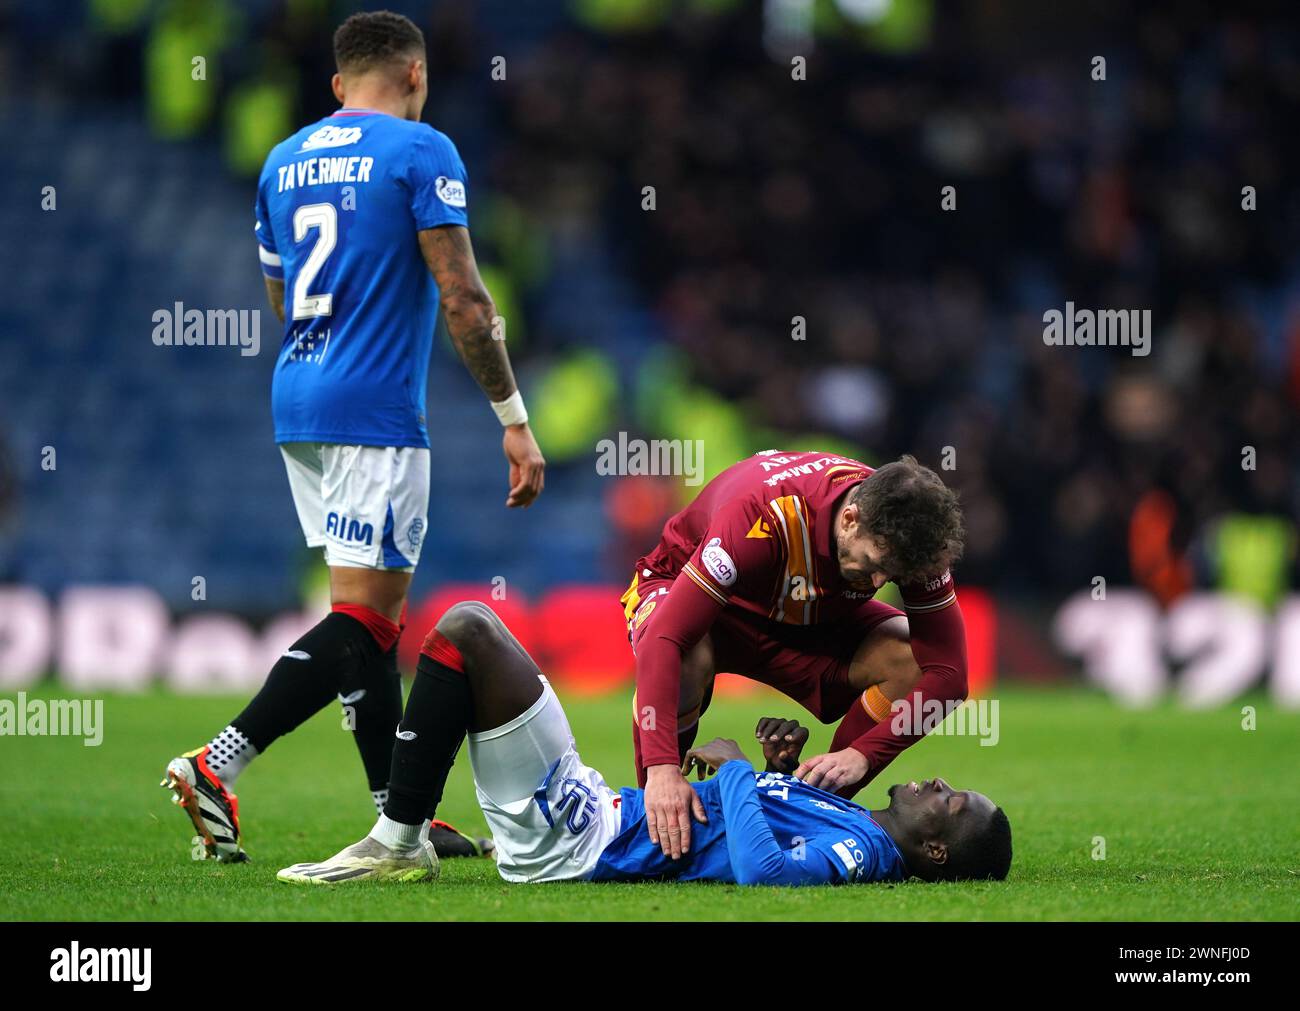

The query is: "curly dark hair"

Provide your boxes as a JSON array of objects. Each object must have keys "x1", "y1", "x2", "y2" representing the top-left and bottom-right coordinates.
[
  {"x1": 849, "y1": 454, "x2": 964, "y2": 584},
  {"x1": 942, "y1": 805, "x2": 1013, "y2": 881},
  {"x1": 333, "y1": 10, "x2": 425, "y2": 75}
]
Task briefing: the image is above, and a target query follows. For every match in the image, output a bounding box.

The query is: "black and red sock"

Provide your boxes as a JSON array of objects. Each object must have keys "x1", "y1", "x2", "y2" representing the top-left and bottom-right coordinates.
[
  {"x1": 231, "y1": 610, "x2": 381, "y2": 753},
  {"x1": 384, "y1": 630, "x2": 473, "y2": 826},
  {"x1": 333, "y1": 602, "x2": 404, "y2": 803}
]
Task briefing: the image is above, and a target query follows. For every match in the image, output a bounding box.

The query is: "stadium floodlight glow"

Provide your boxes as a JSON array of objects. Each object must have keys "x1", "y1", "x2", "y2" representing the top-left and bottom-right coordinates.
[
  {"x1": 763, "y1": 0, "x2": 815, "y2": 59},
  {"x1": 835, "y1": 0, "x2": 892, "y2": 24}
]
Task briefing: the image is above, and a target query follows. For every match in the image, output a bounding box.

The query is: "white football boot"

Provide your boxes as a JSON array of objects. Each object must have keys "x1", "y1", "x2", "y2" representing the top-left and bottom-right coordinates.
[{"x1": 276, "y1": 835, "x2": 439, "y2": 885}]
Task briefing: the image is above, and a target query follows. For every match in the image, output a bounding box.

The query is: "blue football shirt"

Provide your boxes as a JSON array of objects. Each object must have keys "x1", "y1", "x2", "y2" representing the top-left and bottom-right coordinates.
[
  {"x1": 590, "y1": 761, "x2": 907, "y2": 885},
  {"x1": 254, "y1": 109, "x2": 469, "y2": 447}
]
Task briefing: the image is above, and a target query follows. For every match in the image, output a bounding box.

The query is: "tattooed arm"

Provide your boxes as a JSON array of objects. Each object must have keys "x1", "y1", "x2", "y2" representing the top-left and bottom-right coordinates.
[
  {"x1": 418, "y1": 225, "x2": 513, "y2": 399},
  {"x1": 263, "y1": 277, "x2": 285, "y2": 325},
  {"x1": 418, "y1": 225, "x2": 545, "y2": 507}
]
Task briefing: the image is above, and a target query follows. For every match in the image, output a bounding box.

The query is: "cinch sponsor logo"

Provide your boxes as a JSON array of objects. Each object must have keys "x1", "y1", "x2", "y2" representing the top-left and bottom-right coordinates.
[
  {"x1": 701, "y1": 538, "x2": 738, "y2": 587},
  {"x1": 49, "y1": 942, "x2": 151, "y2": 991},
  {"x1": 325, "y1": 512, "x2": 374, "y2": 546}
]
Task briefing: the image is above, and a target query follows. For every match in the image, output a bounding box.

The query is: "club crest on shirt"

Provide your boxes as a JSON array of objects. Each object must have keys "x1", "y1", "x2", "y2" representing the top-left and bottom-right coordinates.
[{"x1": 633, "y1": 599, "x2": 657, "y2": 628}]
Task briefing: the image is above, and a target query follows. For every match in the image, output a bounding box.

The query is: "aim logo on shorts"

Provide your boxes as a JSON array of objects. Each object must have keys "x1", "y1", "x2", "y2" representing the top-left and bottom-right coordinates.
[{"x1": 326, "y1": 511, "x2": 374, "y2": 546}]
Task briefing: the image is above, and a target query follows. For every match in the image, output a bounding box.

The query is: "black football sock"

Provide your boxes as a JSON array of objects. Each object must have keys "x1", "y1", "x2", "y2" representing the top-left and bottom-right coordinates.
[
  {"x1": 340, "y1": 639, "x2": 404, "y2": 805},
  {"x1": 231, "y1": 612, "x2": 379, "y2": 753},
  {"x1": 383, "y1": 653, "x2": 473, "y2": 826}
]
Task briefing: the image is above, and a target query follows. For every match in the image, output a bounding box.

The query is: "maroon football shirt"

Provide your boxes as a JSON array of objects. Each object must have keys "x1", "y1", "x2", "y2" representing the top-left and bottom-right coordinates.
[{"x1": 628, "y1": 450, "x2": 966, "y2": 779}]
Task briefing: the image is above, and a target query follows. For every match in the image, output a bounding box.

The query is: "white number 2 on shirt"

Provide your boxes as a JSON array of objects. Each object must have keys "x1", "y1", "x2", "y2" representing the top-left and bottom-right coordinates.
[{"x1": 291, "y1": 202, "x2": 337, "y2": 320}]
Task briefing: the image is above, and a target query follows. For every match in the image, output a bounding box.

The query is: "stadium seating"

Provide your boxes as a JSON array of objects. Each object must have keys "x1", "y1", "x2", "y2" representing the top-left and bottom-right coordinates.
[{"x1": 0, "y1": 104, "x2": 619, "y2": 612}]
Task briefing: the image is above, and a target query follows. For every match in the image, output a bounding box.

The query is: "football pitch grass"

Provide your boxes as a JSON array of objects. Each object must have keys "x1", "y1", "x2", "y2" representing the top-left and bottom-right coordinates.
[{"x1": 0, "y1": 684, "x2": 1296, "y2": 921}]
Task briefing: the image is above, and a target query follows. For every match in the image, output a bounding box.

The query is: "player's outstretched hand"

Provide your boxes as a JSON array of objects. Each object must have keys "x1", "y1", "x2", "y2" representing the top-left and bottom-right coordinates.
[
  {"x1": 754, "y1": 717, "x2": 809, "y2": 774},
  {"x1": 794, "y1": 748, "x2": 869, "y2": 795},
  {"x1": 503, "y1": 422, "x2": 545, "y2": 508},
  {"x1": 644, "y1": 763, "x2": 708, "y2": 860},
  {"x1": 681, "y1": 737, "x2": 748, "y2": 780}
]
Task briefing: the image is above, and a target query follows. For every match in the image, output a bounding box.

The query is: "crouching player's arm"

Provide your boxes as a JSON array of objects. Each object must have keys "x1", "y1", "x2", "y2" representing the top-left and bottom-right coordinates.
[
  {"x1": 634, "y1": 509, "x2": 781, "y2": 858},
  {"x1": 684, "y1": 739, "x2": 841, "y2": 886},
  {"x1": 634, "y1": 573, "x2": 724, "y2": 859},
  {"x1": 799, "y1": 572, "x2": 968, "y2": 798}
]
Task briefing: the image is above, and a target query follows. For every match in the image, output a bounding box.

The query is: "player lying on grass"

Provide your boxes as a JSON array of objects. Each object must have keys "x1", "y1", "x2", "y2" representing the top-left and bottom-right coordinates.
[
  {"x1": 277, "y1": 602, "x2": 1012, "y2": 886},
  {"x1": 623, "y1": 450, "x2": 969, "y2": 859}
]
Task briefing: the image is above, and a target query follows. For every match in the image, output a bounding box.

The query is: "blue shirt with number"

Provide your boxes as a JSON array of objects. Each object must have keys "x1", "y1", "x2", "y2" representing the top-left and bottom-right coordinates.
[
  {"x1": 590, "y1": 761, "x2": 907, "y2": 885},
  {"x1": 254, "y1": 109, "x2": 469, "y2": 447}
]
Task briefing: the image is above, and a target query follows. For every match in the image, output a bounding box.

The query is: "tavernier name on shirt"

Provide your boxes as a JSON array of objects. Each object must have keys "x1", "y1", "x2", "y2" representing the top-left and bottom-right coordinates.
[{"x1": 275, "y1": 154, "x2": 376, "y2": 192}]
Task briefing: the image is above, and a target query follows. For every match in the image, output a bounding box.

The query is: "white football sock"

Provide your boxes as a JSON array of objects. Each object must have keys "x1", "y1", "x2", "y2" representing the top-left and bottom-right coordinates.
[
  {"x1": 204, "y1": 725, "x2": 258, "y2": 787},
  {"x1": 369, "y1": 813, "x2": 423, "y2": 852}
]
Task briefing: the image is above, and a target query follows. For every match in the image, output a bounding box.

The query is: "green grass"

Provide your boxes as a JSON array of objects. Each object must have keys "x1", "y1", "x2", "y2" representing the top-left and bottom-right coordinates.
[{"x1": 0, "y1": 684, "x2": 1296, "y2": 920}]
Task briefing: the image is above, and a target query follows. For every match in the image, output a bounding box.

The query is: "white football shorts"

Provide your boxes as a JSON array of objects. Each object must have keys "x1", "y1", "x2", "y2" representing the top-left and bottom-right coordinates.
[
  {"x1": 469, "y1": 678, "x2": 623, "y2": 884},
  {"x1": 279, "y1": 442, "x2": 429, "y2": 571}
]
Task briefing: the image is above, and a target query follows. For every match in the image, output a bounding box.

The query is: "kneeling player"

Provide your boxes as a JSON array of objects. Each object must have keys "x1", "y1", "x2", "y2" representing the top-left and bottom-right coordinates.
[
  {"x1": 623, "y1": 450, "x2": 970, "y2": 859},
  {"x1": 277, "y1": 603, "x2": 1012, "y2": 886}
]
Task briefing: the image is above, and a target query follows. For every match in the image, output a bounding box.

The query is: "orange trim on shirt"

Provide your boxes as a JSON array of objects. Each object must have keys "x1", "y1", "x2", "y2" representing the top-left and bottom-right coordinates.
[
  {"x1": 683, "y1": 561, "x2": 729, "y2": 606},
  {"x1": 769, "y1": 494, "x2": 816, "y2": 625}
]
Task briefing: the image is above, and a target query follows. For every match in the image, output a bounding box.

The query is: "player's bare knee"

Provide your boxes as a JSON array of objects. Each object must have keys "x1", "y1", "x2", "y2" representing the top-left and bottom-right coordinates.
[
  {"x1": 678, "y1": 637, "x2": 716, "y2": 715},
  {"x1": 435, "y1": 601, "x2": 508, "y2": 670},
  {"x1": 848, "y1": 617, "x2": 921, "y2": 698},
  {"x1": 882, "y1": 647, "x2": 924, "y2": 697}
]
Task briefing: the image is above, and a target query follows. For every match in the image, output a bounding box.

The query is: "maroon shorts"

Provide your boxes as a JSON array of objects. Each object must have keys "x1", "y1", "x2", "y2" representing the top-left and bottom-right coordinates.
[{"x1": 622, "y1": 573, "x2": 904, "y2": 724}]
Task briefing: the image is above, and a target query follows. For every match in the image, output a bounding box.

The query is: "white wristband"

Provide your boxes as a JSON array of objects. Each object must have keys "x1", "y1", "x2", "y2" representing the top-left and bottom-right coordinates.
[{"x1": 491, "y1": 390, "x2": 528, "y2": 427}]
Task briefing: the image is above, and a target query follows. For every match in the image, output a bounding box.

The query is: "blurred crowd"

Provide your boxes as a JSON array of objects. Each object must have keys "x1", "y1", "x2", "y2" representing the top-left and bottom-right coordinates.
[
  {"x1": 3, "y1": 0, "x2": 1297, "y2": 605},
  {"x1": 487, "y1": 1, "x2": 1300, "y2": 599}
]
